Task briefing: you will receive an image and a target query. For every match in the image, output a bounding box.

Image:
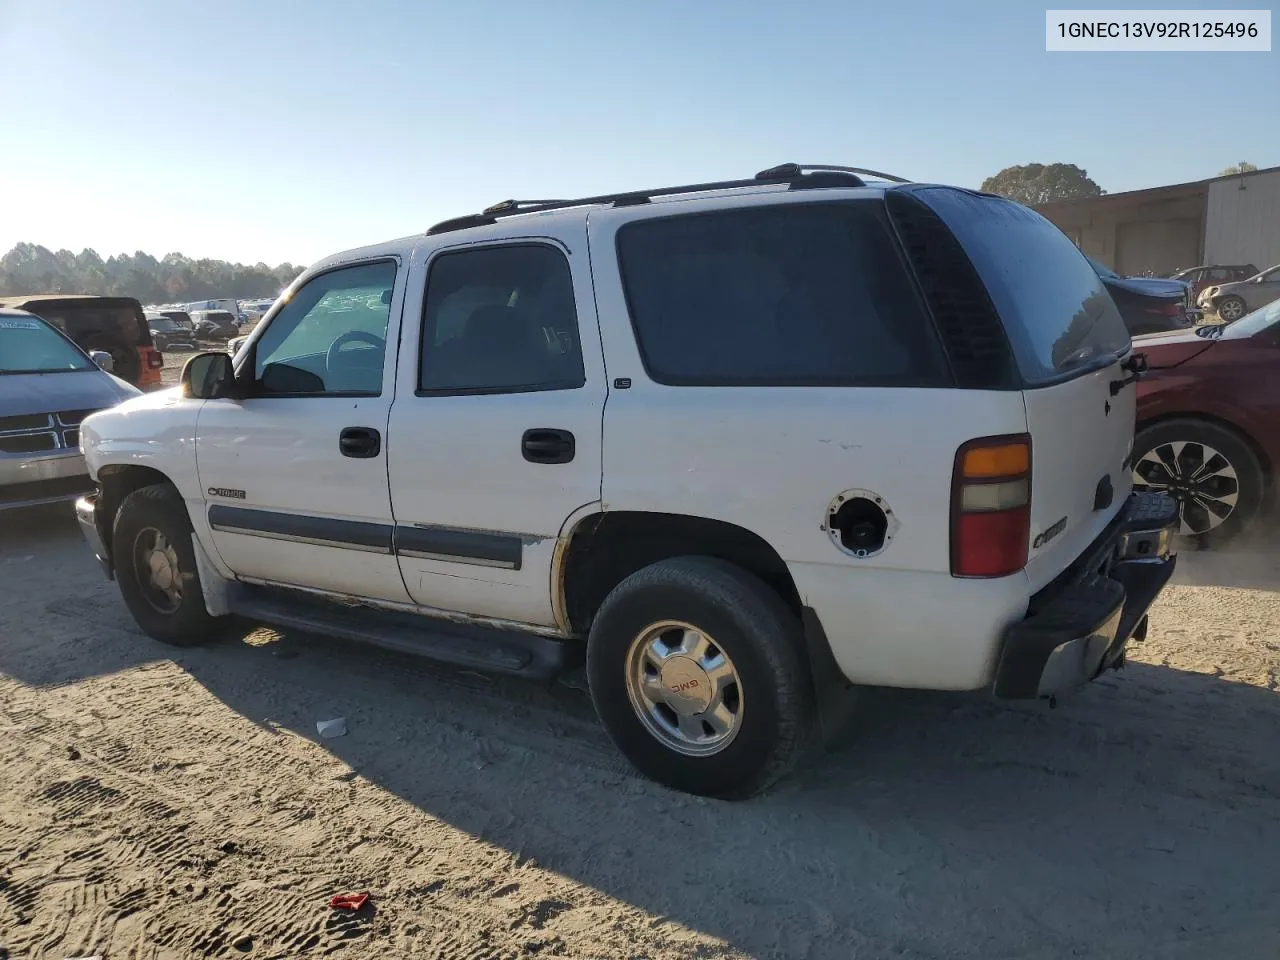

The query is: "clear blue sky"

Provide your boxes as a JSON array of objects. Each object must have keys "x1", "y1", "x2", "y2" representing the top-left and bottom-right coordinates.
[{"x1": 1, "y1": 0, "x2": 1276, "y2": 266}]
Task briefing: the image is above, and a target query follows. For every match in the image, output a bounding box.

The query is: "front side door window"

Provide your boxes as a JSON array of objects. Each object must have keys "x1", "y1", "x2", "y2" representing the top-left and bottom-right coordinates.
[{"x1": 252, "y1": 260, "x2": 397, "y2": 396}]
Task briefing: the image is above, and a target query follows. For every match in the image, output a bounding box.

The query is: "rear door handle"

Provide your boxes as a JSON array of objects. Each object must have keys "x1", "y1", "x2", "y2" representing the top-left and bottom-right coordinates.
[
  {"x1": 521, "y1": 428, "x2": 575, "y2": 464},
  {"x1": 339, "y1": 426, "x2": 381, "y2": 459}
]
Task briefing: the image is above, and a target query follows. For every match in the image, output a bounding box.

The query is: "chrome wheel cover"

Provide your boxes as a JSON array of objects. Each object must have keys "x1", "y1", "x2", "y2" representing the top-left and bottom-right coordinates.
[
  {"x1": 134, "y1": 526, "x2": 183, "y2": 613},
  {"x1": 623, "y1": 620, "x2": 744, "y2": 757}
]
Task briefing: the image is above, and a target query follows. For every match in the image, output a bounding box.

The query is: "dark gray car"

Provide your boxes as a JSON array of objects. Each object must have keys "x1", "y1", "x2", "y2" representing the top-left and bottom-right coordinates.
[{"x1": 0, "y1": 308, "x2": 140, "y2": 511}]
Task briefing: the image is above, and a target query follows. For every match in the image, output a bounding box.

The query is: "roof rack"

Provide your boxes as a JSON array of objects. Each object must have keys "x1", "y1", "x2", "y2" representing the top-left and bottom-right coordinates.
[{"x1": 425, "y1": 162, "x2": 909, "y2": 236}]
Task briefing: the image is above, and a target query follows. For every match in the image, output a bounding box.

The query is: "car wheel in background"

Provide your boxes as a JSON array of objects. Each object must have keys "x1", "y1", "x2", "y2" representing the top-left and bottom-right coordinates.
[
  {"x1": 1217, "y1": 296, "x2": 1247, "y2": 322},
  {"x1": 1131, "y1": 418, "x2": 1265, "y2": 546},
  {"x1": 112, "y1": 483, "x2": 223, "y2": 646},
  {"x1": 586, "y1": 556, "x2": 815, "y2": 799}
]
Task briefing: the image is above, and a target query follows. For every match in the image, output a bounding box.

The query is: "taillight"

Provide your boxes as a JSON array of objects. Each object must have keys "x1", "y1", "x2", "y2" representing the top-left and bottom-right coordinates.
[
  {"x1": 1144, "y1": 301, "x2": 1183, "y2": 316},
  {"x1": 145, "y1": 347, "x2": 165, "y2": 368},
  {"x1": 951, "y1": 434, "x2": 1031, "y2": 578}
]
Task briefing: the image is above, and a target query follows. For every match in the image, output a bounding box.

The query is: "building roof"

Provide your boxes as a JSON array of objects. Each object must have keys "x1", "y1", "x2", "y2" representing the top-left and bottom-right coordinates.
[{"x1": 1036, "y1": 163, "x2": 1280, "y2": 214}]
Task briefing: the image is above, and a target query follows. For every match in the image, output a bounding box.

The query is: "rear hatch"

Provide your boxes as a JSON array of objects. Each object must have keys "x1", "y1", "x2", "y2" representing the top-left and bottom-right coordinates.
[{"x1": 905, "y1": 188, "x2": 1135, "y2": 590}]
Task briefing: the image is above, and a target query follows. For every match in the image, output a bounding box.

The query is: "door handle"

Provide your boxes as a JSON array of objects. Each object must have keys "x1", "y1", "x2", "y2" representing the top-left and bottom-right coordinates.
[
  {"x1": 339, "y1": 426, "x2": 381, "y2": 459},
  {"x1": 521, "y1": 428, "x2": 575, "y2": 464}
]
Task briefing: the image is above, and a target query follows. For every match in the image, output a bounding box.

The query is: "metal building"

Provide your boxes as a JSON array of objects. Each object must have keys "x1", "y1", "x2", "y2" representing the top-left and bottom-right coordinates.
[{"x1": 1035, "y1": 164, "x2": 1280, "y2": 275}]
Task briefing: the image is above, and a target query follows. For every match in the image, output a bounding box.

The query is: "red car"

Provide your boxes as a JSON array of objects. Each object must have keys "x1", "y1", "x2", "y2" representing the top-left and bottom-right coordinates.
[{"x1": 1133, "y1": 298, "x2": 1280, "y2": 544}]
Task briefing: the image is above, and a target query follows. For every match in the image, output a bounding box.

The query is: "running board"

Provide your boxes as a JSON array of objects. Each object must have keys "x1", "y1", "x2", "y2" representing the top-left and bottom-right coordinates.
[{"x1": 226, "y1": 582, "x2": 578, "y2": 680}]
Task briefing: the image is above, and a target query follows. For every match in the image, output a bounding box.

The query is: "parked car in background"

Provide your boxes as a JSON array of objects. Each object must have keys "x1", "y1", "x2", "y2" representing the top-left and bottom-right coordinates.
[
  {"x1": 155, "y1": 307, "x2": 195, "y2": 329},
  {"x1": 1169, "y1": 264, "x2": 1259, "y2": 302},
  {"x1": 0, "y1": 295, "x2": 163, "y2": 389},
  {"x1": 1197, "y1": 263, "x2": 1280, "y2": 322},
  {"x1": 186, "y1": 298, "x2": 241, "y2": 324},
  {"x1": 146, "y1": 314, "x2": 198, "y2": 351},
  {"x1": 190, "y1": 310, "x2": 240, "y2": 340},
  {"x1": 1133, "y1": 296, "x2": 1280, "y2": 544},
  {"x1": 1086, "y1": 258, "x2": 1196, "y2": 336},
  {"x1": 0, "y1": 309, "x2": 139, "y2": 511},
  {"x1": 226, "y1": 333, "x2": 249, "y2": 358}
]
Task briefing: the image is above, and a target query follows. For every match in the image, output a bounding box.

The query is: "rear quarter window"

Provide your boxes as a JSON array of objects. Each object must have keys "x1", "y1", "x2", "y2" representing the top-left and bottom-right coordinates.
[
  {"x1": 615, "y1": 200, "x2": 950, "y2": 387},
  {"x1": 913, "y1": 188, "x2": 1130, "y2": 384}
]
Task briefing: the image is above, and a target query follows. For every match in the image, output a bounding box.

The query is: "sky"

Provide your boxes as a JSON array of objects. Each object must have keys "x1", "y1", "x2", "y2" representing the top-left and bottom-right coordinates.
[{"x1": 1, "y1": 0, "x2": 1276, "y2": 267}]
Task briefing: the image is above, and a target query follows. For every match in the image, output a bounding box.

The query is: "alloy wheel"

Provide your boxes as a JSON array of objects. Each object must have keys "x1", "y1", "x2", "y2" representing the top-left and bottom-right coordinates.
[
  {"x1": 1132, "y1": 440, "x2": 1239, "y2": 535},
  {"x1": 1219, "y1": 298, "x2": 1245, "y2": 321}
]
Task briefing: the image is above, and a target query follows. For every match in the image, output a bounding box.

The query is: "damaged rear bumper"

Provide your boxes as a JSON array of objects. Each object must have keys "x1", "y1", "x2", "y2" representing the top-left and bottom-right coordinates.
[{"x1": 993, "y1": 491, "x2": 1178, "y2": 699}]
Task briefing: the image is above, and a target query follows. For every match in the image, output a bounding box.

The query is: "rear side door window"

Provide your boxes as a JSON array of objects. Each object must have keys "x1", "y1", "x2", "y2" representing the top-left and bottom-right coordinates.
[
  {"x1": 418, "y1": 244, "x2": 585, "y2": 395},
  {"x1": 252, "y1": 260, "x2": 397, "y2": 396},
  {"x1": 615, "y1": 201, "x2": 949, "y2": 387}
]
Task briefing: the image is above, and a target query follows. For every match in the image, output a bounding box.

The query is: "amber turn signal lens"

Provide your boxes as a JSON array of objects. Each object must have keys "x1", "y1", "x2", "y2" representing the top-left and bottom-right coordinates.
[{"x1": 962, "y1": 442, "x2": 1029, "y2": 479}]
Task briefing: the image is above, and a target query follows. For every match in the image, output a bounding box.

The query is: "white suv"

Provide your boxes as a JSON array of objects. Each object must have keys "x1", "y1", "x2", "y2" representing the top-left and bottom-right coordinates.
[{"x1": 75, "y1": 164, "x2": 1178, "y2": 798}]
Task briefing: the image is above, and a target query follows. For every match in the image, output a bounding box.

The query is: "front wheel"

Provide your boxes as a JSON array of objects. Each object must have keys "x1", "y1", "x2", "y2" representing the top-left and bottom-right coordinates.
[
  {"x1": 1217, "y1": 296, "x2": 1247, "y2": 322},
  {"x1": 112, "y1": 484, "x2": 223, "y2": 645},
  {"x1": 1131, "y1": 419, "x2": 1265, "y2": 546},
  {"x1": 586, "y1": 557, "x2": 815, "y2": 799}
]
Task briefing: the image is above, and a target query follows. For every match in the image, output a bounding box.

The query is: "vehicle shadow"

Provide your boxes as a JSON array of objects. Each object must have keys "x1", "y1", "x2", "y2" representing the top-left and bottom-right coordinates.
[
  {"x1": 163, "y1": 624, "x2": 1280, "y2": 958},
  {"x1": 4, "y1": 511, "x2": 1279, "y2": 958}
]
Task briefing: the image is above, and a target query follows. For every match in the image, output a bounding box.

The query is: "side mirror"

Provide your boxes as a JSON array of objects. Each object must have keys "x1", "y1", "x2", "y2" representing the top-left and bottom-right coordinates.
[
  {"x1": 181, "y1": 351, "x2": 236, "y2": 400},
  {"x1": 89, "y1": 350, "x2": 114, "y2": 372}
]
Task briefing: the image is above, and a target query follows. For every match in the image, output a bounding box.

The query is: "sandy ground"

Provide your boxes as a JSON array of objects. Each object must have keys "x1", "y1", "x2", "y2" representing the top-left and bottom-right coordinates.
[{"x1": 0, "y1": 359, "x2": 1277, "y2": 959}]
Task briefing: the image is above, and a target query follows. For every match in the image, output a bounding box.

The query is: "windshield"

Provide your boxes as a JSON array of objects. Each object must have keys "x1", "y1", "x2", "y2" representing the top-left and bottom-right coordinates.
[
  {"x1": 0, "y1": 315, "x2": 95, "y2": 374},
  {"x1": 150, "y1": 318, "x2": 180, "y2": 330}
]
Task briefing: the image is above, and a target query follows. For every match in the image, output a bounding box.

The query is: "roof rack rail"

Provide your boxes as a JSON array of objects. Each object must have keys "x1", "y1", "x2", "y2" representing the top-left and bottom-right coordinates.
[
  {"x1": 425, "y1": 163, "x2": 901, "y2": 236},
  {"x1": 755, "y1": 162, "x2": 911, "y2": 184}
]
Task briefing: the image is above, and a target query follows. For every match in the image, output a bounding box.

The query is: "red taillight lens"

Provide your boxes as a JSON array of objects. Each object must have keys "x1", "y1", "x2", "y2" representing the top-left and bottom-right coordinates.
[
  {"x1": 146, "y1": 347, "x2": 165, "y2": 368},
  {"x1": 951, "y1": 434, "x2": 1031, "y2": 578},
  {"x1": 1144, "y1": 301, "x2": 1183, "y2": 316}
]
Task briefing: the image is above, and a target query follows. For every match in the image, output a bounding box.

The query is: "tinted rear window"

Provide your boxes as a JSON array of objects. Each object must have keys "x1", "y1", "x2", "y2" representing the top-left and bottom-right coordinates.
[
  {"x1": 22, "y1": 301, "x2": 148, "y2": 346},
  {"x1": 916, "y1": 189, "x2": 1130, "y2": 383},
  {"x1": 616, "y1": 201, "x2": 949, "y2": 387}
]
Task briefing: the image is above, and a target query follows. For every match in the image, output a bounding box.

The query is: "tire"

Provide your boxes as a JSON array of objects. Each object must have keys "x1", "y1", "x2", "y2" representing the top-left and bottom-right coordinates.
[
  {"x1": 586, "y1": 556, "x2": 814, "y2": 799},
  {"x1": 112, "y1": 483, "x2": 222, "y2": 646},
  {"x1": 1217, "y1": 295, "x2": 1247, "y2": 322},
  {"x1": 1132, "y1": 419, "x2": 1265, "y2": 547}
]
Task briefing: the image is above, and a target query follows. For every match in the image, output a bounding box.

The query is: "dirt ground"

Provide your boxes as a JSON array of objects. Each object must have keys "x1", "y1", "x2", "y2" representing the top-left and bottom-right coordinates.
[{"x1": 1, "y1": 367, "x2": 1278, "y2": 959}]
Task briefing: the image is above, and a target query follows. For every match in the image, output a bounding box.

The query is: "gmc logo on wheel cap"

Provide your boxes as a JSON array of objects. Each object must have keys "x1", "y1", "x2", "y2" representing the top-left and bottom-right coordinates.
[{"x1": 670, "y1": 678, "x2": 700, "y2": 693}]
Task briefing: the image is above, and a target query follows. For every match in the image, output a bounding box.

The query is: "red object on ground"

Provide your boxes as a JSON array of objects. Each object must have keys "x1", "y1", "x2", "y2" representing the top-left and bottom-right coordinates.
[{"x1": 329, "y1": 892, "x2": 370, "y2": 911}]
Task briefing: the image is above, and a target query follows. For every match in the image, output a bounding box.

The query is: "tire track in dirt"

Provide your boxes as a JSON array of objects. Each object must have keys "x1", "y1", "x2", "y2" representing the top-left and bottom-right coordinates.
[
  {"x1": 0, "y1": 677, "x2": 727, "y2": 960},
  {"x1": 46, "y1": 593, "x2": 633, "y2": 780}
]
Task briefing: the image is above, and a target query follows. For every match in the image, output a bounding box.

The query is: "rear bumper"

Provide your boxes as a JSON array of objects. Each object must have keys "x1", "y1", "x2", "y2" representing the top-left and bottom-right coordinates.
[
  {"x1": 993, "y1": 491, "x2": 1178, "y2": 699},
  {"x1": 75, "y1": 494, "x2": 115, "y2": 580}
]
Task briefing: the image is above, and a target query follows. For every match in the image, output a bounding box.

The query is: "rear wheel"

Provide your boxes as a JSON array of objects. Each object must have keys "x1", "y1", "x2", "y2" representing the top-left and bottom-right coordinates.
[
  {"x1": 1132, "y1": 419, "x2": 1265, "y2": 546},
  {"x1": 113, "y1": 484, "x2": 223, "y2": 645},
  {"x1": 1217, "y1": 295, "x2": 1247, "y2": 322},
  {"x1": 586, "y1": 556, "x2": 814, "y2": 799}
]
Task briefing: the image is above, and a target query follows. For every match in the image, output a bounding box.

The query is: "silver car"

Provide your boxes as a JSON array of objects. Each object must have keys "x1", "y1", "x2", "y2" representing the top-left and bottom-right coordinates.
[
  {"x1": 0, "y1": 308, "x2": 140, "y2": 511},
  {"x1": 1198, "y1": 263, "x2": 1280, "y2": 321}
]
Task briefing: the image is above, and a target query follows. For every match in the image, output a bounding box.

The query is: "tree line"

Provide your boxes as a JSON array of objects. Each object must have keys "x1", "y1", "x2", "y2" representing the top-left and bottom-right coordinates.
[{"x1": 0, "y1": 243, "x2": 303, "y2": 305}]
